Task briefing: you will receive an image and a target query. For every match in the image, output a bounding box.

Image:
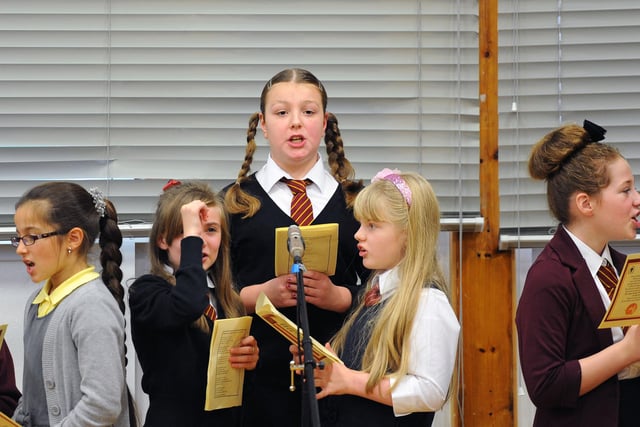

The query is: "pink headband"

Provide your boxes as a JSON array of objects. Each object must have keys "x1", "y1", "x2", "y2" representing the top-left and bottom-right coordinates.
[{"x1": 372, "y1": 168, "x2": 412, "y2": 206}]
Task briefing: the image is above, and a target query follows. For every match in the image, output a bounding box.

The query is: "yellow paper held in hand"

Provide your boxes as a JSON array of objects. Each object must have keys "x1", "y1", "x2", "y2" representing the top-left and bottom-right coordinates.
[
  {"x1": 0, "y1": 324, "x2": 6, "y2": 350},
  {"x1": 599, "y1": 253, "x2": 640, "y2": 328},
  {"x1": 274, "y1": 223, "x2": 339, "y2": 276},
  {"x1": 204, "y1": 316, "x2": 252, "y2": 411},
  {"x1": 0, "y1": 411, "x2": 20, "y2": 427},
  {"x1": 255, "y1": 292, "x2": 343, "y2": 365}
]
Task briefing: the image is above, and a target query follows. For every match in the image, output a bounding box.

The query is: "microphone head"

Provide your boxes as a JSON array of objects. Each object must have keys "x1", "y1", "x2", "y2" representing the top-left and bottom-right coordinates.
[{"x1": 287, "y1": 224, "x2": 305, "y2": 260}]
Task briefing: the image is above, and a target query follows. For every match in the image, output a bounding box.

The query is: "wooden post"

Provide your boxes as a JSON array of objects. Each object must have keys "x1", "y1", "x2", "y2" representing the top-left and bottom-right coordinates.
[{"x1": 449, "y1": 0, "x2": 516, "y2": 425}]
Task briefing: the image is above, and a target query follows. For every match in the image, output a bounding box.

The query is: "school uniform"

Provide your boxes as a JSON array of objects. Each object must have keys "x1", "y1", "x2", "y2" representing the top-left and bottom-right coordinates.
[
  {"x1": 129, "y1": 236, "x2": 238, "y2": 426},
  {"x1": 516, "y1": 226, "x2": 640, "y2": 427},
  {"x1": 322, "y1": 268, "x2": 459, "y2": 427},
  {"x1": 224, "y1": 158, "x2": 369, "y2": 427},
  {"x1": 14, "y1": 271, "x2": 129, "y2": 427}
]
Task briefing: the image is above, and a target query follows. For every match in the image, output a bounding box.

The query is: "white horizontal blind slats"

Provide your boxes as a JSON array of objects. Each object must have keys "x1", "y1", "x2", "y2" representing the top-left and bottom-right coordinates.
[
  {"x1": 0, "y1": 0, "x2": 479, "y2": 226},
  {"x1": 499, "y1": 0, "x2": 640, "y2": 232}
]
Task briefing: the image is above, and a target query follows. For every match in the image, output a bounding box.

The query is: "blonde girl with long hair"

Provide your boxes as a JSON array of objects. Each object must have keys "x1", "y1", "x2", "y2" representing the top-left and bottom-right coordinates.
[{"x1": 301, "y1": 169, "x2": 460, "y2": 427}]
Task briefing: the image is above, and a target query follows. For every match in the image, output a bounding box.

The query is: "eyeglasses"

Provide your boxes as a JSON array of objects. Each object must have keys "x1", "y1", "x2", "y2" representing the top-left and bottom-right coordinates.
[{"x1": 10, "y1": 230, "x2": 64, "y2": 248}]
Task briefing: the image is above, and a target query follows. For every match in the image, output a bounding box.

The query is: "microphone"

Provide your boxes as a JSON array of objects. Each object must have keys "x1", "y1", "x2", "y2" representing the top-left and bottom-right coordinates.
[{"x1": 287, "y1": 224, "x2": 305, "y2": 263}]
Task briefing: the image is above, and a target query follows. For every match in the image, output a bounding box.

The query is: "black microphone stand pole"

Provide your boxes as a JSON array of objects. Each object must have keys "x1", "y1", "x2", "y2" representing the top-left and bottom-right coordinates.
[{"x1": 292, "y1": 258, "x2": 321, "y2": 427}]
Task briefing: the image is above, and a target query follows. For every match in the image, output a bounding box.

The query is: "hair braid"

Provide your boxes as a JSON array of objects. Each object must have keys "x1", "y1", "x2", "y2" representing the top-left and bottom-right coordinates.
[
  {"x1": 325, "y1": 112, "x2": 364, "y2": 208},
  {"x1": 98, "y1": 199, "x2": 125, "y2": 315},
  {"x1": 98, "y1": 199, "x2": 138, "y2": 426},
  {"x1": 240, "y1": 112, "x2": 260, "y2": 183},
  {"x1": 224, "y1": 112, "x2": 262, "y2": 218}
]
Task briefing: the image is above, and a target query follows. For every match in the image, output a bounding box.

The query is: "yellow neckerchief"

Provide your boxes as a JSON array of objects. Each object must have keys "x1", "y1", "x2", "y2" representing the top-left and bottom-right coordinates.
[{"x1": 32, "y1": 266, "x2": 100, "y2": 318}]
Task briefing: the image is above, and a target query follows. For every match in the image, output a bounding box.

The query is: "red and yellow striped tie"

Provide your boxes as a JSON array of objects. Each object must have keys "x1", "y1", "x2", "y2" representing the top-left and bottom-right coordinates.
[
  {"x1": 597, "y1": 260, "x2": 627, "y2": 334},
  {"x1": 204, "y1": 303, "x2": 217, "y2": 322},
  {"x1": 282, "y1": 178, "x2": 314, "y2": 226},
  {"x1": 597, "y1": 260, "x2": 618, "y2": 300}
]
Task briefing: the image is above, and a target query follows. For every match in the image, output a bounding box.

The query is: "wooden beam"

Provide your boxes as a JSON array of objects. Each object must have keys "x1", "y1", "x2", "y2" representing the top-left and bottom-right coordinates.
[{"x1": 449, "y1": 0, "x2": 516, "y2": 425}]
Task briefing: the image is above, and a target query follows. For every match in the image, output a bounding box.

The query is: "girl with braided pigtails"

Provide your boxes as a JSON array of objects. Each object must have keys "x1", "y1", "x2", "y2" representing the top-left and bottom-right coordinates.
[{"x1": 222, "y1": 68, "x2": 370, "y2": 427}]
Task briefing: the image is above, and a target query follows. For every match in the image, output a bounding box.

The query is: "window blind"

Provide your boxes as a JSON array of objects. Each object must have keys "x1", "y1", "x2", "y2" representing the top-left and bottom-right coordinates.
[
  {"x1": 0, "y1": 0, "x2": 479, "y2": 229},
  {"x1": 498, "y1": 0, "x2": 640, "y2": 234}
]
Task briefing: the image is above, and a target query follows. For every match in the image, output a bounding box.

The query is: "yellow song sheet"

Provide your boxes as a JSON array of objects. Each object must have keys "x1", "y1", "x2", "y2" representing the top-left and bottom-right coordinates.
[
  {"x1": 255, "y1": 292, "x2": 342, "y2": 365},
  {"x1": 205, "y1": 316, "x2": 252, "y2": 410},
  {"x1": 274, "y1": 223, "x2": 339, "y2": 276},
  {"x1": 0, "y1": 324, "x2": 6, "y2": 349},
  {"x1": 599, "y1": 253, "x2": 640, "y2": 328},
  {"x1": 0, "y1": 411, "x2": 20, "y2": 427}
]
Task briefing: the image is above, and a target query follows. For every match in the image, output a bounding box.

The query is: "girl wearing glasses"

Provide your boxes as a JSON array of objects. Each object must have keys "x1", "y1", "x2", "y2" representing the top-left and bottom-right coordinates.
[{"x1": 11, "y1": 182, "x2": 134, "y2": 427}]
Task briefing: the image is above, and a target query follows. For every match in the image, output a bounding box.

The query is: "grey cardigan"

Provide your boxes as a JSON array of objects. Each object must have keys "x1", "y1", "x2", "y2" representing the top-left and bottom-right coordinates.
[{"x1": 14, "y1": 278, "x2": 130, "y2": 427}]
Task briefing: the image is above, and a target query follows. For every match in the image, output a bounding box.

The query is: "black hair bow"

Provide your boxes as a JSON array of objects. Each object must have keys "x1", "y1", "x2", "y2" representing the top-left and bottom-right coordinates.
[{"x1": 583, "y1": 119, "x2": 607, "y2": 142}]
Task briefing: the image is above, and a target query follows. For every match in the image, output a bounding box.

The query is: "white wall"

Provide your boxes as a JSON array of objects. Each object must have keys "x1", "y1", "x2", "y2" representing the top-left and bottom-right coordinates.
[{"x1": 0, "y1": 243, "x2": 38, "y2": 389}]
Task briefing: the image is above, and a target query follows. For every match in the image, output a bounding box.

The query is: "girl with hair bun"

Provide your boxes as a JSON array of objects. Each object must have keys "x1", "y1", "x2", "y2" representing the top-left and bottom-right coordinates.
[{"x1": 517, "y1": 121, "x2": 640, "y2": 426}]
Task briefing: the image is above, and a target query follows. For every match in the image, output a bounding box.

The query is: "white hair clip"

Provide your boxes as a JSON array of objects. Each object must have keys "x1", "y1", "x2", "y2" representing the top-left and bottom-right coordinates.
[{"x1": 88, "y1": 187, "x2": 106, "y2": 217}]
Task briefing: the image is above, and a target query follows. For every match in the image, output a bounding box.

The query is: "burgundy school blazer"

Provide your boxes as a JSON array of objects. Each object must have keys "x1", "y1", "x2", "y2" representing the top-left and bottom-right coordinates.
[{"x1": 516, "y1": 226, "x2": 640, "y2": 427}]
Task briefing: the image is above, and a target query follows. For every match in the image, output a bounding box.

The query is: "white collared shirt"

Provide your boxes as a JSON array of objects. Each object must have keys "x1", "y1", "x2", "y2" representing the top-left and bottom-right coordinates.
[
  {"x1": 255, "y1": 154, "x2": 338, "y2": 218},
  {"x1": 564, "y1": 226, "x2": 618, "y2": 309},
  {"x1": 374, "y1": 268, "x2": 460, "y2": 415},
  {"x1": 207, "y1": 274, "x2": 217, "y2": 308},
  {"x1": 563, "y1": 226, "x2": 640, "y2": 379}
]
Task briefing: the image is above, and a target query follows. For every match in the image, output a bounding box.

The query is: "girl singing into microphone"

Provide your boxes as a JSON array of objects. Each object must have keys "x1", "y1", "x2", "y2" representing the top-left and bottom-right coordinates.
[{"x1": 222, "y1": 68, "x2": 370, "y2": 427}]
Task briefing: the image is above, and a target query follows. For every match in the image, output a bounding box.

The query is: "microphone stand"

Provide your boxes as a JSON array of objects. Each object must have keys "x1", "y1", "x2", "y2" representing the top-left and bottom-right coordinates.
[{"x1": 291, "y1": 258, "x2": 321, "y2": 427}]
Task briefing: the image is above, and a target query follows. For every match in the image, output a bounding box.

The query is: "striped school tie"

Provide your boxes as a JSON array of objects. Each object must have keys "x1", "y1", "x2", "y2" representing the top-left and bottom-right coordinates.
[
  {"x1": 598, "y1": 260, "x2": 618, "y2": 300},
  {"x1": 204, "y1": 303, "x2": 217, "y2": 322},
  {"x1": 282, "y1": 178, "x2": 314, "y2": 226},
  {"x1": 598, "y1": 260, "x2": 627, "y2": 334},
  {"x1": 364, "y1": 278, "x2": 381, "y2": 307}
]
